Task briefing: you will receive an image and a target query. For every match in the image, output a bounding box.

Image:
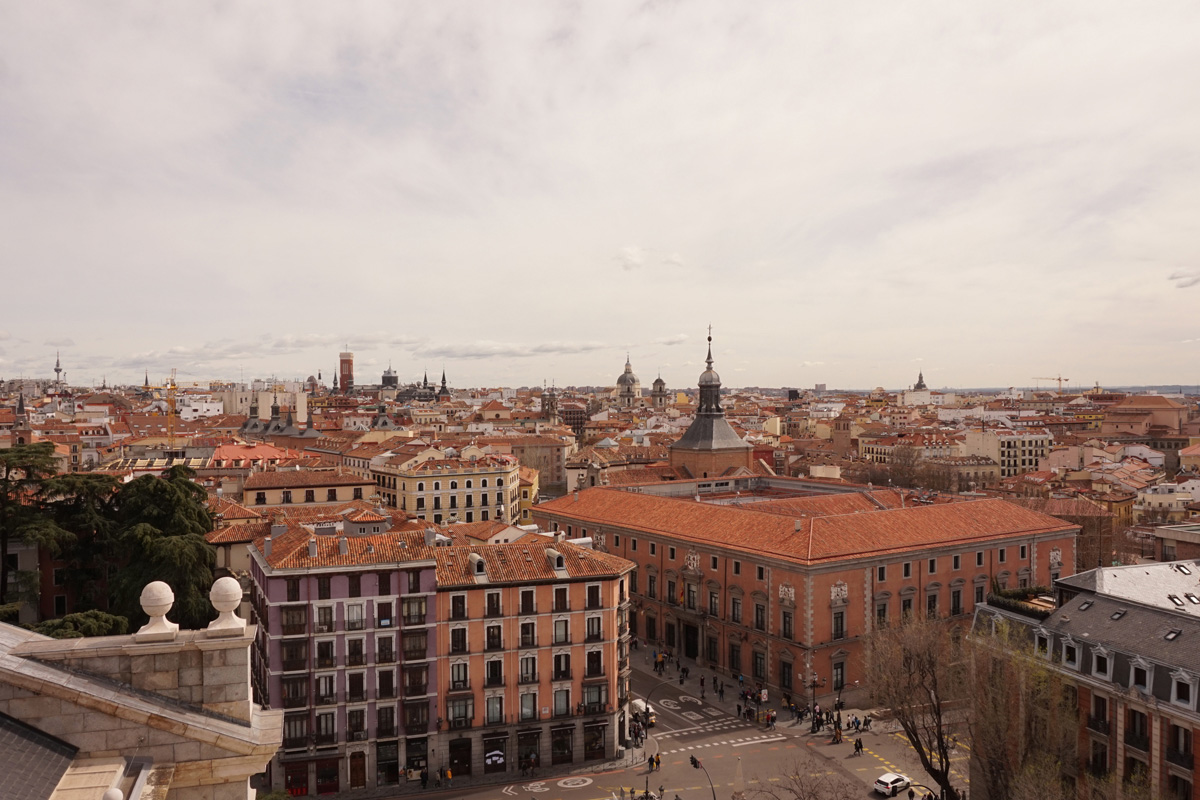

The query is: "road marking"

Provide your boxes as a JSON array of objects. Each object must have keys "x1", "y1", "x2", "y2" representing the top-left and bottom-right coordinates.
[
  {"x1": 732, "y1": 736, "x2": 787, "y2": 747},
  {"x1": 559, "y1": 777, "x2": 593, "y2": 788}
]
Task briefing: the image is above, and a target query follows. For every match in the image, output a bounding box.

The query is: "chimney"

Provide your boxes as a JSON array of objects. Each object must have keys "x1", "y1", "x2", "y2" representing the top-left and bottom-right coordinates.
[
  {"x1": 308, "y1": 537, "x2": 317, "y2": 558},
  {"x1": 264, "y1": 536, "x2": 272, "y2": 557},
  {"x1": 339, "y1": 536, "x2": 349, "y2": 556},
  {"x1": 574, "y1": 491, "x2": 579, "y2": 501},
  {"x1": 271, "y1": 522, "x2": 287, "y2": 538}
]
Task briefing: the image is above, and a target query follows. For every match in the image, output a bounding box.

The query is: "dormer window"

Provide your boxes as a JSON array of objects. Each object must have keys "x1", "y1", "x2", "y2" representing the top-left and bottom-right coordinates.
[
  {"x1": 1093, "y1": 647, "x2": 1112, "y2": 680},
  {"x1": 1063, "y1": 639, "x2": 1079, "y2": 669},
  {"x1": 1172, "y1": 669, "x2": 1198, "y2": 710},
  {"x1": 1079, "y1": 600, "x2": 1093, "y2": 610},
  {"x1": 556, "y1": 555, "x2": 565, "y2": 570},
  {"x1": 1130, "y1": 658, "x2": 1152, "y2": 692},
  {"x1": 476, "y1": 560, "x2": 486, "y2": 575}
]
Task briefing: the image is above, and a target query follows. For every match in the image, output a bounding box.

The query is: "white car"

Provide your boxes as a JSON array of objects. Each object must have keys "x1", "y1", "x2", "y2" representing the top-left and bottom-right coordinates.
[{"x1": 873, "y1": 773, "x2": 911, "y2": 796}]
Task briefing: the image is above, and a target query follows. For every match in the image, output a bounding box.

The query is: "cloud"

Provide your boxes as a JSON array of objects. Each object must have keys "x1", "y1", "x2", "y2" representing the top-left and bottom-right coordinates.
[
  {"x1": 615, "y1": 246, "x2": 646, "y2": 271},
  {"x1": 0, "y1": 331, "x2": 10, "y2": 341},
  {"x1": 44, "y1": 338, "x2": 75, "y2": 347},
  {"x1": 655, "y1": 334, "x2": 689, "y2": 346},
  {"x1": 798, "y1": 361, "x2": 825, "y2": 367},
  {"x1": 1169, "y1": 271, "x2": 1200, "y2": 289},
  {"x1": 662, "y1": 252, "x2": 685, "y2": 268},
  {"x1": 412, "y1": 340, "x2": 608, "y2": 360}
]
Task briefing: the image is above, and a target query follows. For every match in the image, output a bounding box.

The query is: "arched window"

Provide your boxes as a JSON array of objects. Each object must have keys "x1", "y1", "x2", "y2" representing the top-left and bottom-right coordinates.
[
  {"x1": 466, "y1": 480, "x2": 473, "y2": 489},
  {"x1": 450, "y1": 480, "x2": 458, "y2": 490},
  {"x1": 417, "y1": 482, "x2": 424, "y2": 492},
  {"x1": 434, "y1": 481, "x2": 440, "y2": 491},
  {"x1": 476, "y1": 560, "x2": 486, "y2": 574},
  {"x1": 481, "y1": 479, "x2": 489, "y2": 488},
  {"x1": 496, "y1": 477, "x2": 504, "y2": 486}
]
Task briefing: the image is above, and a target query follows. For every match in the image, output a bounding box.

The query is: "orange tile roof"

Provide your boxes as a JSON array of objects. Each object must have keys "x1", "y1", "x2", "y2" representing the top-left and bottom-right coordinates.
[
  {"x1": 243, "y1": 469, "x2": 371, "y2": 490},
  {"x1": 434, "y1": 539, "x2": 632, "y2": 587},
  {"x1": 535, "y1": 488, "x2": 1076, "y2": 565}
]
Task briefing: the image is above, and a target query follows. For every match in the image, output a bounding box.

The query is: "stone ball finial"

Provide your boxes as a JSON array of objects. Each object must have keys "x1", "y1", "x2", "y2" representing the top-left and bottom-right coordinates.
[
  {"x1": 103, "y1": 789, "x2": 124, "y2": 800},
  {"x1": 206, "y1": 575, "x2": 247, "y2": 639},
  {"x1": 134, "y1": 581, "x2": 179, "y2": 642},
  {"x1": 140, "y1": 581, "x2": 174, "y2": 618},
  {"x1": 210, "y1": 576, "x2": 242, "y2": 614}
]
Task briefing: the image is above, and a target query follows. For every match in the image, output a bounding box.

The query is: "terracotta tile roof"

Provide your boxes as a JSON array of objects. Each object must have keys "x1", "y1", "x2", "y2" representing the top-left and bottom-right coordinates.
[
  {"x1": 206, "y1": 495, "x2": 264, "y2": 522},
  {"x1": 257, "y1": 521, "x2": 440, "y2": 569},
  {"x1": 243, "y1": 469, "x2": 371, "y2": 490},
  {"x1": 535, "y1": 489, "x2": 1076, "y2": 565},
  {"x1": 348, "y1": 509, "x2": 389, "y2": 523},
  {"x1": 206, "y1": 521, "x2": 270, "y2": 545},
  {"x1": 435, "y1": 539, "x2": 633, "y2": 587}
]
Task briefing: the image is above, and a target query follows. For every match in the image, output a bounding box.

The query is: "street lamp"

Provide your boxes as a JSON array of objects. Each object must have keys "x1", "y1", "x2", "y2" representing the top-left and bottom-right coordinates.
[
  {"x1": 690, "y1": 755, "x2": 717, "y2": 800},
  {"x1": 806, "y1": 672, "x2": 825, "y2": 732}
]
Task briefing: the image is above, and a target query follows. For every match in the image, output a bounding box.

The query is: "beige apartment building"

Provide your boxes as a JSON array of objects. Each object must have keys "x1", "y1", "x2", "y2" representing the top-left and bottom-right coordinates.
[{"x1": 374, "y1": 454, "x2": 522, "y2": 524}]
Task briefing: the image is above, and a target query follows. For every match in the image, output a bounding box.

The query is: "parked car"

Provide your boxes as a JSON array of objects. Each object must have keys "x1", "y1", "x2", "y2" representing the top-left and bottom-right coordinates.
[
  {"x1": 873, "y1": 773, "x2": 911, "y2": 796},
  {"x1": 631, "y1": 698, "x2": 656, "y2": 727}
]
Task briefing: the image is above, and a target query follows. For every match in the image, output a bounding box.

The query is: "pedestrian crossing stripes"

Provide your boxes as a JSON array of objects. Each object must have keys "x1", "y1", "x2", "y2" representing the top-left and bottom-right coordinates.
[
  {"x1": 656, "y1": 721, "x2": 753, "y2": 738},
  {"x1": 659, "y1": 733, "x2": 789, "y2": 754}
]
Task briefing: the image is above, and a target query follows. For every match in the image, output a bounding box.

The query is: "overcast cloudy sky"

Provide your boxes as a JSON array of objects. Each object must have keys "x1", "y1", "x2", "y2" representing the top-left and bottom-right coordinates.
[{"x1": 2, "y1": 2, "x2": 1198, "y2": 391}]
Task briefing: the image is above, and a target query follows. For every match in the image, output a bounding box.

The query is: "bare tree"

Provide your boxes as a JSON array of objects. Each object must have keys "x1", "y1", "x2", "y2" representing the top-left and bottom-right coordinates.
[
  {"x1": 966, "y1": 620, "x2": 1076, "y2": 800},
  {"x1": 889, "y1": 444, "x2": 922, "y2": 488},
  {"x1": 864, "y1": 614, "x2": 965, "y2": 800},
  {"x1": 750, "y1": 748, "x2": 863, "y2": 800}
]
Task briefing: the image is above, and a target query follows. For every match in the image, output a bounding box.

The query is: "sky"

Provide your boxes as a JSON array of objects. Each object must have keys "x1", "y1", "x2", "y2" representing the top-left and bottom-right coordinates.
[{"x1": 2, "y1": 2, "x2": 1199, "y2": 392}]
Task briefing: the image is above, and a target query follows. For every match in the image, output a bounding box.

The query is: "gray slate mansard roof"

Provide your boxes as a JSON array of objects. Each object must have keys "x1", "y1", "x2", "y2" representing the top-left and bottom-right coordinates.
[{"x1": 0, "y1": 710, "x2": 77, "y2": 800}]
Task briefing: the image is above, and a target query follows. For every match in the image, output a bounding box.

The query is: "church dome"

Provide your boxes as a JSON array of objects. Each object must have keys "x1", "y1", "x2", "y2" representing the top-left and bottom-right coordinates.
[
  {"x1": 653, "y1": 376, "x2": 666, "y2": 390},
  {"x1": 616, "y1": 357, "x2": 639, "y2": 387},
  {"x1": 698, "y1": 366, "x2": 721, "y2": 387}
]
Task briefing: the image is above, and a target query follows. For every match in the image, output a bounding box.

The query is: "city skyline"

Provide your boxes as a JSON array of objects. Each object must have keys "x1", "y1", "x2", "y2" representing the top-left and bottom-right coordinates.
[{"x1": 2, "y1": 3, "x2": 1198, "y2": 388}]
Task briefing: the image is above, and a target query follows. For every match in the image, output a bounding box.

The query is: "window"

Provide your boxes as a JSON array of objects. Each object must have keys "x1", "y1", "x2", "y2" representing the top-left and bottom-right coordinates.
[
  {"x1": 448, "y1": 697, "x2": 473, "y2": 725},
  {"x1": 877, "y1": 565, "x2": 886, "y2": 582},
  {"x1": 903, "y1": 562, "x2": 912, "y2": 579},
  {"x1": 346, "y1": 604, "x2": 364, "y2": 630},
  {"x1": 975, "y1": 585, "x2": 985, "y2": 605},
  {"x1": 450, "y1": 662, "x2": 469, "y2": 690},
  {"x1": 780, "y1": 662, "x2": 793, "y2": 690},
  {"x1": 631, "y1": 538, "x2": 637, "y2": 552},
  {"x1": 753, "y1": 651, "x2": 766, "y2": 680},
  {"x1": 587, "y1": 616, "x2": 601, "y2": 641},
  {"x1": 281, "y1": 490, "x2": 292, "y2": 504},
  {"x1": 729, "y1": 644, "x2": 741, "y2": 673},
  {"x1": 587, "y1": 585, "x2": 601, "y2": 609},
  {"x1": 1093, "y1": 650, "x2": 1111, "y2": 680},
  {"x1": 876, "y1": 603, "x2": 888, "y2": 625},
  {"x1": 286, "y1": 578, "x2": 300, "y2": 602},
  {"x1": 647, "y1": 575, "x2": 657, "y2": 600},
  {"x1": 408, "y1": 570, "x2": 421, "y2": 593},
  {"x1": 485, "y1": 658, "x2": 503, "y2": 687},
  {"x1": 1063, "y1": 641, "x2": 1078, "y2": 668},
  {"x1": 976, "y1": 551, "x2": 984, "y2": 567},
  {"x1": 554, "y1": 586, "x2": 568, "y2": 612},
  {"x1": 731, "y1": 597, "x2": 742, "y2": 624},
  {"x1": 554, "y1": 653, "x2": 571, "y2": 680},
  {"x1": 451, "y1": 595, "x2": 467, "y2": 620},
  {"x1": 401, "y1": 596, "x2": 426, "y2": 626},
  {"x1": 708, "y1": 591, "x2": 719, "y2": 616},
  {"x1": 1173, "y1": 673, "x2": 1196, "y2": 709},
  {"x1": 255, "y1": 492, "x2": 266, "y2": 505},
  {"x1": 999, "y1": 548, "x2": 1007, "y2": 563},
  {"x1": 520, "y1": 692, "x2": 537, "y2": 721},
  {"x1": 733, "y1": 561, "x2": 741, "y2": 576},
  {"x1": 486, "y1": 695, "x2": 503, "y2": 724},
  {"x1": 926, "y1": 593, "x2": 938, "y2": 618},
  {"x1": 521, "y1": 621, "x2": 536, "y2": 648},
  {"x1": 832, "y1": 661, "x2": 845, "y2": 692},
  {"x1": 951, "y1": 589, "x2": 962, "y2": 616},
  {"x1": 613, "y1": 534, "x2": 620, "y2": 547},
  {"x1": 520, "y1": 655, "x2": 537, "y2": 683},
  {"x1": 378, "y1": 571, "x2": 391, "y2": 596},
  {"x1": 832, "y1": 611, "x2": 845, "y2": 640},
  {"x1": 1131, "y1": 663, "x2": 1150, "y2": 691},
  {"x1": 353, "y1": 487, "x2": 363, "y2": 500},
  {"x1": 348, "y1": 574, "x2": 361, "y2": 598},
  {"x1": 782, "y1": 610, "x2": 793, "y2": 640},
  {"x1": 554, "y1": 688, "x2": 571, "y2": 717},
  {"x1": 586, "y1": 650, "x2": 603, "y2": 677},
  {"x1": 305, "y1": 489, "x2": 315, "y2": 503},
  {"x1": 486, "y1": 625, "x2": 502, "y2": 650},
  {"x1": 928, "y1": 558, "x2": 936, "y2": 574},
  {"x1": 952, "y1": 554, "x2": 960, "y2": 571},
  {"x1": 649, "y1": 542, "x2": 656, "y2": 556},
  {"x1": 486, "y1": 591, "x2": 501, "y2": 617},
  {"x1": 316, "y1": 606, "x2": 333, "y2": 632},
  {"x1": 711, "y1": 556, "x2": 718, "y2": 570},
  {"x1": 554, "y1": 619, "x2": 569, "y2": 645},
  {"x1": 629, "y1": 571, "x2": 638, "y2": 594},
  {"x1": 666, "y1": 580, "x2": 676, "y2": 605},
  {"x1": 520, "y1": 588, "x2": 535, "y2": 614},
  {"x1": 901, "y1": 597, "x2": 913, "y2": 617},
  {"x1": 668, "y1": 546, "x2": 676, "y2": 560},
  {"x1": 450, "y1": 628, "x2": 467, "y2": 654},
  {"x1": 756, "y1": 565, "x2": 765, "y2": 581},
  {"x1": 1019, "y1": 545, "x2": 1027, "y2": 560}
]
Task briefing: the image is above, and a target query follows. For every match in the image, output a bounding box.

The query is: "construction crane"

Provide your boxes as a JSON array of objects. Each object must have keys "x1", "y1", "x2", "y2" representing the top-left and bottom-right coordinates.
[
  {"x1": 1033, "y1": 375, "x2": 1070, "y2": 392},
  {"x1": 166, "y1": 368, "x2": 177, "y2": 450}
]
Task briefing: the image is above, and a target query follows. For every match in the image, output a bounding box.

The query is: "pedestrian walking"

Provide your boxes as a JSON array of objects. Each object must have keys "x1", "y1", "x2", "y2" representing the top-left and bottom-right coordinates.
[
  {"x1": 738, "y1": 674, "x2": 744, "y2": 688},
  {"x1": 436, "y1": 766, "x2": 443, "y2": 788},
  {"x1": 719, "y1": 684, "x2": 725, "y2": 701},
  {"x1": 737, "y1": 703, "x2": 742, "y2": 718},
  {"x1": 420, "y1": 768, "x2": 429, "y2": 789},
  {"x1": 679, "y1": 673, "x2": 684, "y2": 686},
  {"x1": 907, "y1": 788, "x2": 915, "y2": 800},
  {"x1": 700, "y1": 676, "x2": 705, "y2": 691},
  {"x1": 445, "y1": 767, "x2": 453, "y2": 788}
]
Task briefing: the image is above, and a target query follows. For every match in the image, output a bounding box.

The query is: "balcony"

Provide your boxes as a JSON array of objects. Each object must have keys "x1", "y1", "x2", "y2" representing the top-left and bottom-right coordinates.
[
  {"x1": 282, "y1": 694, "x2": 308, "y2": 709},
  {"x1": 347, "y1": 619, "x2": 365, "y2": 631},
  {"x1": 1124, "y1": 730, "x2": 1150, "y2": 752},
  {"x1": 554, "y1": 602, "x2": 570, "y2": 613},
  {"x1": 486, "y1": 674, "x2": 505, "y2": 688},
  {"x1": 315, "y1": 656, "x2": 336, "y2": 669},
  {"x1": 282, "y1": 622, "x2": 307, "y2": 636},
  {"x1": 404, "y1": 684, "x2": 428, "y2": 697},
  {"x1": 521, "y1": 635, "x2": 537, "y2": 648},
  {"x1": 450, "y1": 644, "x2": 469, "y2": 655},
  {"x1": 584, "y1": 702, "x2": 607, "y2": 715},
  {"x1": 314, "y1": 732, "x2": 338, "y2": 746},
  {"x1": 520, "y1": 603, "x2": 536, "y2": 615},
  {"x1": 831, "y1": 628, "x2": 847, "y2": 641},
  {"x1": 586, "y1": 631, "x2": 603, "y2": 643},
  {"x1": 283, "y1": 735, "x2": 309, "y2": 750},
  {"x1": 553, "y1": 635, "x2": 571, "y2": 646},
  {"x1": 402, "y1": 614, "x2": 427, "y2": 626},
  {"x1": 403, "y1": 649, "x2": 427, "y2": 662},
  {"x1": 617, "y1": 622, "x2": 628, "y2": 636},
  {"x1": 347, "y1": 653, "x2": 366, "y2": 667},
  {"x1": 587, "y1": 600, "x2": 602, "y2": 610},
  {"x1": 485, "y1": 640, "x2": 504, "y2": 652},
  {"x1": 449, "y1": 679, "x2": 471, "y2": 692},
  {"x1": 450, "y1": 610, "x2": 469, "y2": 621},
  {"x1": 404, "y1": 720, "x2": 430, "y2": 735},
  {"x1": 485, "y1": 606, "x2": 503, "y2": 619},
  {"x1": 618, "y1": 656, "x2": 629, "y2": 672},
  {"x1": 349, "y1": 730, "x2": 368, "y2": 742},
  {"x1": 377, "y1": 725, "x2": 397, "y2": 739},
  {"x1": 377, "y1": 650, "x2": 396, "y2": 664},
  {"x1": 553, "y1": 670, "x2": 572, "y2": 681},
  {"x1": 378, "y1": 618, "x2": 393, "y2": 629},
  {"x1": 519, "y1": 672, "x2": 539, "y2": 684},
  {"x1": 484, "y1": 715, "x2": 506, "y2": 727},
  {"x1": 379, "y1": 686, "x2": 396, "y2": 699},
  {"x1": 282, "y1": 659, "x2": 308, "y2": 672},
  {"x1": 1086, "y1": 715, "x2": 1110, "y2": 735},
  {"x1": 1087, "y1": 758, "x2": 1109, "y2": 778},
  {"x1": 585, "y1": 668, "x2": 605, "y2": 679},
  {"x1": 316, "y1": 693, "x2": 337, "y2": 706},
  {"x1": 1167, "y1": 748, "x2": 1194, "y2": 770}
]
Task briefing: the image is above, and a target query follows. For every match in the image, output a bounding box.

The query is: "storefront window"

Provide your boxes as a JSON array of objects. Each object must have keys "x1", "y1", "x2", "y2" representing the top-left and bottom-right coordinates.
[
  {"x1": 552, "y1": 726, "x2": 575, "y2": 765},
  {"x1": 315, "y1": 759, "x2": 339, "y2": 795},
  {"x1": 449, "y1": 738, "x2": 473, "y2": 776},
  {"x1": 518, "y1": 731, "x2": 541, "y2": 773},
  {"x1": 405, "y1": 737, "x2": 427, "y2": 773},
  {"x1": 284, "y1": 762, "x2": 309, "y2": 797},
  {"x1": 483, "y1": 736, "x2": 508, "y2": 774},
  {"x1": 584, "y1": 724, "x2": 607, "y2": 760},
  {"x1": 376, "y1": 742, "x2": 399, "y2": 786}
]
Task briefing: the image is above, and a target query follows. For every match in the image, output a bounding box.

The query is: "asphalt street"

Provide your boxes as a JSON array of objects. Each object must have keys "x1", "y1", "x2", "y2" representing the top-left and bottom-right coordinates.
[{"x1": 375, "y1": 656, "x2": 969, "y2": 800}]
